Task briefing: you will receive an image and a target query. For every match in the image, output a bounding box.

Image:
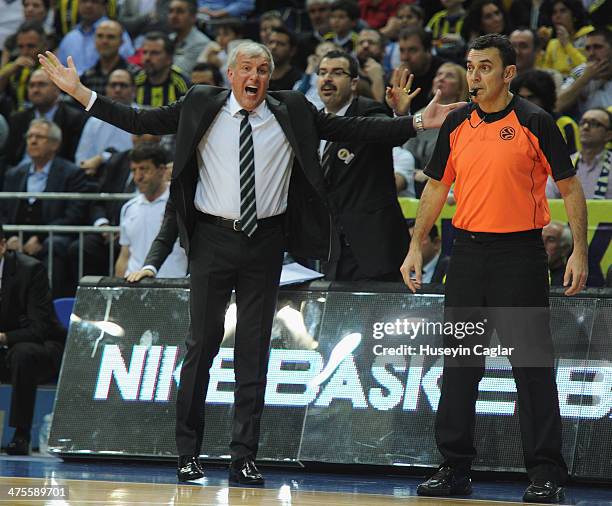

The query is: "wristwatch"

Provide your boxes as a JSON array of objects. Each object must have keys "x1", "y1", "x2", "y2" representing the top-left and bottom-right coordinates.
[{"x1": 414, "y1": 112, "x2": 425, "y2": 132}]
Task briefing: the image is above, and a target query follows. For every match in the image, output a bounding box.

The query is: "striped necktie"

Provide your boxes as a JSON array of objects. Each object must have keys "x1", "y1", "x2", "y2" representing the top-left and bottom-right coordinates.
[
  {"x1": 321, "y1": 141, "x2": 334, "y2": 178},
  {"x1": 239, "y1": 109, "x2": 257, "y2": 237}
]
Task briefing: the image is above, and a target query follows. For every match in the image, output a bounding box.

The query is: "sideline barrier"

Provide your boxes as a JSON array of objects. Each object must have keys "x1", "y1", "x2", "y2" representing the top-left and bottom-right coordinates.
[{"x1": 48, "y1": 278, "x2": 612, "y2": 483}]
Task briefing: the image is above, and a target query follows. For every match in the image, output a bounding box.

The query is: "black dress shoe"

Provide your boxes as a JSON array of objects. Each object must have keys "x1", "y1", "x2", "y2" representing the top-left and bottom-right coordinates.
[
  {"x1": 5, "y1": 436, "x2": 30, "y2": 456},
  {"x1": 523, "y1": 481, "x2": 564, "y2": 503},
  {"x1": 416, "y1": 465, "x2": 472, "y2": 497},
  {"x1": 229, "y1": 457, "x2": 264, "y2": 485},
  {"x1": 177, "y1": 455, "x2": 204, "y2": 482}
]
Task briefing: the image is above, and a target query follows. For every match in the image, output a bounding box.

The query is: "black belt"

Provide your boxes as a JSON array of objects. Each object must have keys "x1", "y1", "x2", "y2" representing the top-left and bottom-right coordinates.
[
  {"x1": 196, "y1": 212, "x2": 284, "y2": 232},
  {"x1": 455, "y1": 228, "x2": 542, "y2": 242}
]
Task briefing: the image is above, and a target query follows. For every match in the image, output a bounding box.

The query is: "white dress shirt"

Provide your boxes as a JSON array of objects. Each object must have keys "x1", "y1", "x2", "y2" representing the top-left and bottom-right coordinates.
[
  {"x1": 195, "y1": 93, "x2": 293, "y2": 220},
  {"x1": 119, "y1": 187, "x2": 187, "y2": 277}
]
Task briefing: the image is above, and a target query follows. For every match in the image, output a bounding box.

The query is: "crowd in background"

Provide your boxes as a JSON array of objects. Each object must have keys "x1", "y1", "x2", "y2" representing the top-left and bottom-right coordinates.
[{"x1": 0, "y1": 0, "x2": 610, "y2": 294}]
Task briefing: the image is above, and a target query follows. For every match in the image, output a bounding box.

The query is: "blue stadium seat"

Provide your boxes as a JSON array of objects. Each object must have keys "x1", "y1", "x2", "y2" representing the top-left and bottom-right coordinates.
[{"x1": 53, "y1": 297, "x2": 75, "y2": 330}]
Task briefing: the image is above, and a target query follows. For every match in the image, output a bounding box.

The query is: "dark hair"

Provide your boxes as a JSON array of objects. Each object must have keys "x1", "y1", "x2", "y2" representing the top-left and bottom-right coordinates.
[
  {"x1": 21, "y1": 0, "x2": 50, "y2": 10},
  {"x1": 468, "y1": 33, "x2": 516, "y2": 67},
  {"x1": 587, "y1": 28, "x2": 612, "y2": 47},
  {"x1": 398, "y1": 26, "x2": 433, "y2": 51},
  {"x1": 16, "y1": 20, "x2": 46, "y2": 38},
  {"x1": 330, "y1": 0, "x2": 360, "y2": 21},
  {"x1": 511, "y1": 26, "x2": 541, "y2": 49},
  {"x1": 541, "y1": 0, "x2": 588, "y2": 32},
  {"x1": 109, "y1": 68, "x2": 135, "y2": 86},
  {"x1": 270, "y1": 25, "x2": 297, "y2": 48},
  {"x1": 398, "y1": 3, "x2": 424, "y2": 22},
  {"x1": 144, "y1": 31, "x2": 174, "y2": 55},
  {"x1": 318, "y1": 49, "x2": 360, "y2": 78},
  {"x1": 585, "y1": 107, "x2": 612, "y2": 130},
  {"x1": 191, "y1": 62, "x2": 224, "y2": 86},
  {"x1": 462, "y1": 0, "x2": 509, "y2": 40},
  {"x1": 130, "y1": 143, "x2": 168, "y2": 166},
  {"x1": 510, "y1": 69, "x2": 556, "y2": 113},
  {"x1": 172, "y1": 0, "x2": 197, "y2": 15},
  {"x1": 0, "y1": 224, "x2": 4, "y2": 241},
  {"x1": 215, "y1": 19, "x2": 243, "y2": 37},
  {"x1": 406, "y1": 218, "x2": 439, "y2": 241}
]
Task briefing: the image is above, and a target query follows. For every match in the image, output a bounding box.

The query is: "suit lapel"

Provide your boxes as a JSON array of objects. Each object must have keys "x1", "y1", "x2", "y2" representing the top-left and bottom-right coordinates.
[{"x1": 266, "y1": 95, "x2": 304, "y2": 169}]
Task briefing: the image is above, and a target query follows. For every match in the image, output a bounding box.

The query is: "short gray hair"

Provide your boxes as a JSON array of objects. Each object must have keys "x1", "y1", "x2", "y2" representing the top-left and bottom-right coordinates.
[
  {"x1": 306, "y1": 0, "x2": 333, "y2": 8},
  {"x1": 227, "y1": 41, "x2": 275, "y2": 75},
  {"x1": 28, "y1": 118, "x2": 62, "y2": 144}
]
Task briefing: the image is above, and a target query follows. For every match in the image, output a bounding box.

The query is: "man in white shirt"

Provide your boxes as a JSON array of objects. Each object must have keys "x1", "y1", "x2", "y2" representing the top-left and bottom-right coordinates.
[
  {"x1": 115, "y1": 143, "x2": 187, "y2": 277},
  {"x1": 38, "y1": 40, "x2": 462, "y2": 485}
]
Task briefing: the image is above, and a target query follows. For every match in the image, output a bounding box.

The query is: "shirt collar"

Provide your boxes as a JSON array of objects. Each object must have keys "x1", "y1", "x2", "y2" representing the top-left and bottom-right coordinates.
[
  {"x1": 325, "y1": 99, "x2": 352, "y2": 117},
  {"x1": 35, "y1": 102, "x2": 59, "y2": 121},
  {"x1": 29, "y1": 158, "x2": 53, "y2": 176},
  {"x1": 137, "y1": 185, "x2": 170, "y2": 205},
  {"x1": 78, "y1": 16, "x2": 107, "y2": 34},
  {"x1": 228, "y1": 92, "x2": 267, "y2": 119}
]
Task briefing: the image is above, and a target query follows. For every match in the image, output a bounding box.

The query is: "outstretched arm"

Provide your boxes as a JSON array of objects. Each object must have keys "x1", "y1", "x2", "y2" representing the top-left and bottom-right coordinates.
[{"x1": 38, "y1": 52, "x2": 92, "y2": 107}]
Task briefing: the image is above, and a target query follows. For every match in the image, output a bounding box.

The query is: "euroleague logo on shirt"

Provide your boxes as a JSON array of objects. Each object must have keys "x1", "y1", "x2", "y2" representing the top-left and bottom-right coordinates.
[{"x1": 499, "y1": 126, "x2": 515, "y2": 140}]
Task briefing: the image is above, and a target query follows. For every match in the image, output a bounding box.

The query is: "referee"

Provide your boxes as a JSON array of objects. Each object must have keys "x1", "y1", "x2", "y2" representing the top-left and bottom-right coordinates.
[{"x1": 402, "y1": 34, "x2": 587, "y2": 504}]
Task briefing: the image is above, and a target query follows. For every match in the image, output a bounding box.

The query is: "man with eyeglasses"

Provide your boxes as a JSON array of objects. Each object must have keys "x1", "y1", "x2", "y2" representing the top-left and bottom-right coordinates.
[
  {"x1": 316, "y1": 49, "x2": 410, "y2": 282},
  {"x1": 548, "y1": 108, "x2": 612, "y2": 201},
  {"x1": 81, "y1": 20, "x2": 139, "y2": 96}
]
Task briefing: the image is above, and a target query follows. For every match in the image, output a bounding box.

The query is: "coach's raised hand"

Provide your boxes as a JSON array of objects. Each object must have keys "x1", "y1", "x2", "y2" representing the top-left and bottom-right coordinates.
[{"x1": 37, "y1": 52, "x2": 92, "y2": 107}]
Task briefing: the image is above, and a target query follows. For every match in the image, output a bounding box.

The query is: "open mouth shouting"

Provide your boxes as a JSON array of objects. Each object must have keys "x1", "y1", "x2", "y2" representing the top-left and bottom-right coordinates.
[{"x1": 245, "y1": 85, "x2": 258, "y2": 96}]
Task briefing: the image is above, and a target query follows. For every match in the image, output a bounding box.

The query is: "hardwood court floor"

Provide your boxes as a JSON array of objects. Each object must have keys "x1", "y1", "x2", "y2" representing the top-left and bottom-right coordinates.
[{"x1": 0, "y1": 476, "x2": 530, "y2": 505}]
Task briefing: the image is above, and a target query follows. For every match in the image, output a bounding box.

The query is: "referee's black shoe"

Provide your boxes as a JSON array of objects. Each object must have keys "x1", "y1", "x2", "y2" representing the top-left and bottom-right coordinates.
[
  {"x1": 523, "y1": 480, "x2": 564, "y2": 503},
  {"x1": 177, "y1": 455, "x2": 204, "y2": 482},
  {"x1": 416, "y1": 465, "x2": 472, "y2": 496}
]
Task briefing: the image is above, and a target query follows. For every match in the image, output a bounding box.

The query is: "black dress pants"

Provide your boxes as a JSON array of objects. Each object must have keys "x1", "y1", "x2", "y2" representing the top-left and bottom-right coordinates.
[
  {"x1": 436, "y1": 229, "x2": 568, "y2": 483},
  {"x1": 175, "y1": 217, "x2": 285, "y2": 461},
  {"x1": 0, "y1": 341, "x2": 64, "y2": 431}
]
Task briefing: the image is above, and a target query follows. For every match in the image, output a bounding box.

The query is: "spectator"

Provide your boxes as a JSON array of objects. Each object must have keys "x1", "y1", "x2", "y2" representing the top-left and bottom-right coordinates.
[
  {"x1": 540, "y1": 0, "x2": 591, "y2": 76},
  {"x1": 54, "y1": 0, "x2": 119, "y2": 38},
  {"x1": 80, "y1": 20, "x2": 140, "y2": 96},
  {"x1": 328, "y1": 0, "x2": 360, "y2": 52},
  {"x1": 406, "y1": 219, "x2": 450, "y2": 283},
  {"x1": 5, "y1": 69, "x2": 88, "y2": 166},
  {"x1": 461, "y1": 0, "x2": 510, "y2": 43},
  {"x1": 542, "y1": 220, "x2": 573, "y2": 286},
  {"x1": 169, "y1": 0, "x2": 211, "y2": 75},
  {"x1": 0, "y1": 22, "x2": 47, "y2": 113},
  {"x1": 115, "y1": 143, "x2": 187, "y2": 277},
  {"x1": 556, "y1": 28, "x2": 611, "y2": 116},
  {"x1": 0, "y1": 223, "x2": 66, "y2": 456},
  {"x1": 293, "y1": 40, "x2": 338, "y2": 110},
  {"x1": 547, "y1": 108, "x2": 612, "y2": 200},
  {"x1": 510, "y1": 69, "x2": 581, "y2": 154},
  {"x1": 259, "y1": 10, "x2": 283, "y2": 46},
  {"x1": 0, "y1": 0, "x2": 24, "y2": 49},
  {"x1": 382, "y1": 3, "x2": 425, "y2": 72},
  {"x1": 295, "y1": 0, "x2": 334, "y2": 71},
  {"x1": 315, "y1": 49, "x2": 409, "y2": 281},
  {"x1": 510, "y1": 27, "x2": 545, "y2": 74},
  {"x1": 190, "y1": 61, "x2": 224, "y2": 85},
  {"x1": 197, "y1": 0, "x2": 254, "y2": 20},
  {"x1": 118, "y1": 0, "x2": 171, "y2": 40},
  {"x1": 67, "y1": 133, "x2": 160, "y2": 286},
  {"x1": 57, "y1": 0, "x2": 134, "y2": 75},
  {"x1": 267, "y1": 26, "x2": 302, "y2": 91},
  {"x1": 1, "y1": 0, "x2": 54, "y2": 69},
  {"x1": 397, "y1": 27, "x2": 447, "y2": 114},
  {"x1": 0, "y1": 118, "x2": 89, "y2": 297},
  {"x1": 135, "y1": 31, "x2": 190, "y2": 106},
  {"x1": 75, "y1": 69, "x2": 136, "y2": 167},
  {"x1": 358, "y1": 0, "x2": 401, "y2": 31},
  {"x1": 196, "y1": 20, "x2": 242, "y2": 79},
  {"x1": 354, "y1": 28, "x2": 386, "y2": 102},
  {"x1": 427, "y1": 0, "x2": 467, "y2": 62},
  {"x1": 403, "y1": 62, "x2": 467, "y2": 196}
]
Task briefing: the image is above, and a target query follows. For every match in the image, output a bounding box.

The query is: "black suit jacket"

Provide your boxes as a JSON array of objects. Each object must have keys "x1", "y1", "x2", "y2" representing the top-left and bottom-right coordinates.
[
  {"x1": 0, "y1": 251, "x2": 66, "y2": 346},
  {"x1": 326, "y1": 97, "x2": 410, "y2": 277},
  {"x1": 143, "y1": 196, "x2": 179, "y2": 271},
  {"x1": 0, "y1": 157, "x2": 89, "y2": 226},
  {"x1": 89, "y1": 86, "x2": 417, "y2": 259},
  {"x1": 6, "y1": 102, "x2": 88, "y2": 166}
]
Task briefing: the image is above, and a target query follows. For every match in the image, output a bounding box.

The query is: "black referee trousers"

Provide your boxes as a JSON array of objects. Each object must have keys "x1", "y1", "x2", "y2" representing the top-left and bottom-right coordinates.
[
  {"x1": 175, "y1": 216, "x2": 285, "y2": 461},
  {"x1": 436, "y1": 228, "x2": 568, "y2": 483}
]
